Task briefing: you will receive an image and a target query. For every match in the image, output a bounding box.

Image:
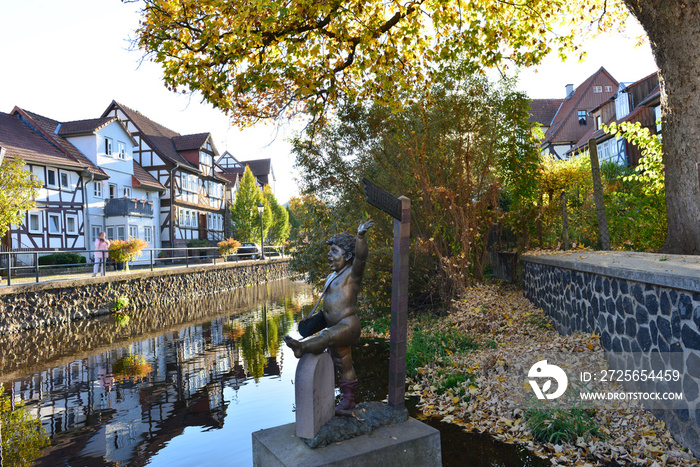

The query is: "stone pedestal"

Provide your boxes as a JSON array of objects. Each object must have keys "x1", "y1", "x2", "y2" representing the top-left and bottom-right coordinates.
[
  {"x1": 294, "y1": 352, "x2": 335, "y2": 439},
  {"x1": 252, "y1": 418, "x2": 442, "y2": 467}
]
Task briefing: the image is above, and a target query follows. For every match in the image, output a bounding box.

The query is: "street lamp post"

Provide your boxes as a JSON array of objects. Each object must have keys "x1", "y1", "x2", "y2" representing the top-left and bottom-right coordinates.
[{"x1": 257, "y1": 203, "x2": 265, "y2": 260}]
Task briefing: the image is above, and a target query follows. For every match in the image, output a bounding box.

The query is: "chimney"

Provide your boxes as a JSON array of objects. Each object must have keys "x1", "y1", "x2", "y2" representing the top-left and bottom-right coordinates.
[{"x1": 565, "y1": 84, "x2": 574, "y2": 99}]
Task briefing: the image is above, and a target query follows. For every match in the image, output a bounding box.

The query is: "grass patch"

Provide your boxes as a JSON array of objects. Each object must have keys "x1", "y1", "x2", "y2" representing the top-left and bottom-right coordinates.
[
  {"x1": 527, "y1": 313, "x2": 551, "y2": 329},
  {"x1": 524, "y1": 402, "x2": 601, "y2": 444},
  {"x1": 436, "y1": 370, "x2": 474, "y2": 398},
  {"x1": 363, "y1": 315, "x2": 391, "y2": 335},
  {"x1": 407, "y1": 325, "x2": 478, "y2": 378}
]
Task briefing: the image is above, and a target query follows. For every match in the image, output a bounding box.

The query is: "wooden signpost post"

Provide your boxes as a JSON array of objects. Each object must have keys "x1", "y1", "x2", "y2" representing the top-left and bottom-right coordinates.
[{"x1": 362, "y1": 178, "x2": 410, "y2": 410}]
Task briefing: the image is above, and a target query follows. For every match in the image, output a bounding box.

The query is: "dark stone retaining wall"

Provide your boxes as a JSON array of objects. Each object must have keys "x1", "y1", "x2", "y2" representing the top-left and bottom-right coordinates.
[
  {"x1": 521, "y1": 254, "x2": 700, "y2": 458},
  {"x1": 0, "y1": 259, "x2": 291, "y2": 335}
]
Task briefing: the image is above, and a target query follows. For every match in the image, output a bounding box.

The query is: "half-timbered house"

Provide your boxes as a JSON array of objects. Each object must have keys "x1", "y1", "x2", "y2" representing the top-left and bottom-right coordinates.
[
  {"x1": 1, "y1": 109, "x2": 108, "y2": 252},
  {"x1": 215, "y1": 150, "x2": 275, "y2": 204},
  {"x1": 55, "y1": 117, "x2": 165, "y2": 250},
  {"x1": 567, "y1": 71, "x2": 661, "y2": 166},
  {"x1": 536, "y1": 67, "x2": 619, "y2": 160},
  {"x1": 101, "y1": 102, "x2": 228, "y2": 248}
]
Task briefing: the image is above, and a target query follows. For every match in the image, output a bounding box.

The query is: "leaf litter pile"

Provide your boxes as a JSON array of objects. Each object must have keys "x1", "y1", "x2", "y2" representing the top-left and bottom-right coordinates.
[{"x1": 377, "y1": 282, "x2": 698, "y2": 466}]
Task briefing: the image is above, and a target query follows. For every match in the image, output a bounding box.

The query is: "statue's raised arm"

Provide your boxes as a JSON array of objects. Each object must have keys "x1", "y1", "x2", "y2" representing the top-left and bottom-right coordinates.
[{"x1": 351, "y1": 220, "x2": 374, "y2": 281}]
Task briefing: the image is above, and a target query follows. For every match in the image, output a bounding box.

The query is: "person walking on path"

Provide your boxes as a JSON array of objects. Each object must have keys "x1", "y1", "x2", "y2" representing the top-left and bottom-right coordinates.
[{"x1": 93, "y1": 232, "x2": 110, "y2": 277}]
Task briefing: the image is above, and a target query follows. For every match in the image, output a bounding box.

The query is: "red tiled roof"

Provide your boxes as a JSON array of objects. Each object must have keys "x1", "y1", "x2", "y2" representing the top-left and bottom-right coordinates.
[
  {"x1": 172, "y1": 133, "x2": 210, "y2": 151},
  {"x1": 10, "y1": 108, "x2": 108, "y2": 179},
  {"x1": 57, "y1": 117, "x2": 116, "y2": 136},
  {"x1": 529, "y1": 99, "x2": 562, "y2": 127},
  {"x1": 132, "y1": 160, "x2": 165, "y2": 191},
  {"x1": 217, "y1": 158, "x2": 272, "y2": 186},
  {"x1": 0, "y1": 111, "x2": 83, "y2": 168},
  {"x1": 216, "y1": 171, "x2": 240, "y2": 188}
]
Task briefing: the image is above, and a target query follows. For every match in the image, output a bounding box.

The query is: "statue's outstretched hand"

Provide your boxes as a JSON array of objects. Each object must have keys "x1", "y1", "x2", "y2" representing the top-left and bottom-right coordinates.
[{"x1": 357, "y1": 220, "x2": 374, "y2": 237}]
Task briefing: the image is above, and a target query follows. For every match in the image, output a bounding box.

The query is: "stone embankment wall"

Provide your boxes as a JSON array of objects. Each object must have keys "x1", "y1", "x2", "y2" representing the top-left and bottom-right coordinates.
[
  {"x1": 0, "y1": 259, "x2": 291, "y2": 335},
  {"x1": 521, "y1": 252, "x2": 700, "y2": 458},
  {"x1": 0, "y1": 279, "x2": 299, "y2": 380}
]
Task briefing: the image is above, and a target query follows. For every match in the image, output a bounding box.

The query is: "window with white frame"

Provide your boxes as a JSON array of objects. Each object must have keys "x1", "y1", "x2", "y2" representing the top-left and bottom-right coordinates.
[
  {"x1": 207, "y1": 213, "x2": 212, "y2": 229},
  {"x1": 48, "y1": 213, "x2": 60, "y2": 234},
  {"x1": 117, "y1": 225, "x2": 126, "y2": 240},
  {"x1": 105, "y1": 137, "x2": 113, "y2": 156},
  {"x1": 28, "y1": 212, "x2": 41, "y2": 233},
  {"x1": 118, "y1": 141, "x2": 126, "y2": 160},
  {"x1": 91, "y1": 226, "x2": 102, "y2": 245},
  {"x1": 144, "y1": 226, "x2": 152, "y2": 244},
  {"x1": 605, "y1": 85, "x2": 613, "y2": 92},
  {"x1": 94, "y1": 181, "x2": 102, "y2": 198},
  {"x1": 109, "y1": 184, "x2": 117, "y2": 199},
  {"x1": 46, "y1": 169, "x2": 57, "y2": 188},
  {"x1": 60, "y1": 172, "x2": 69, "y2": 189},
  {"x1": 129, "y1": 225, "x2": 138, "y2": 238},
  {"x1": 179, "y1": 208, "x2": 184, "y2": 226},
  {"x1": 65, "y1": 214, "x2": 78, "y2": 234},
  {"x1": 193, "y1": 211, "x2": 198, "y2": 228},
  {"x1": 577, "y1": 110, "x2": 587, "y2": 126},
  {"x1": 200, "y1": 151, "x2": 212, "y2": 167},
  {"x1": 123, "y1": 186, "x2": 132, "y2": 198},
  {"x1": 106, "y1": 226, "x2": 115, "y2": 240},
  {"x1": 593, "y1": 85, "x2": 602, "y2": 93}
]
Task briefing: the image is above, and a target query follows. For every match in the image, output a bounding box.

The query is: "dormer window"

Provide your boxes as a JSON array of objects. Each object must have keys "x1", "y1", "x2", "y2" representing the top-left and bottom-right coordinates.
[
  {"x1": 578, "y1": 110, "x2": 587, "y2": 126},
  {"x1": 595, "y1": 115, "x2": 602, "y2": 131},
  {"x1": 199, "y1": 151, "x2": 212, "y2": 167}
]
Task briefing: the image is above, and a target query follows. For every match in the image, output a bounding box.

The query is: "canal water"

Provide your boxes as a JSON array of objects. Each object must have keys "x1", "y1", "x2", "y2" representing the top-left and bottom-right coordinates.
[{"x1": 0, "y1": 279, "x2": 546, "y2": 466}]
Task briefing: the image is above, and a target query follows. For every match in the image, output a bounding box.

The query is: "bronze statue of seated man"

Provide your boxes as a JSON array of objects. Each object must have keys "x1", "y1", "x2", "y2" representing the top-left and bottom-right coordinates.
[{"x1": 284, "y1": 220, "x2": 374, "y2": 416}]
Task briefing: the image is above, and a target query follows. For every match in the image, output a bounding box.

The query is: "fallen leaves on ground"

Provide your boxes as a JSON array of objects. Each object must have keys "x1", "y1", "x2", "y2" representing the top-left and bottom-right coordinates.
[{"x1": 396, "y1": 282, "x2": 698, "y2": 466}]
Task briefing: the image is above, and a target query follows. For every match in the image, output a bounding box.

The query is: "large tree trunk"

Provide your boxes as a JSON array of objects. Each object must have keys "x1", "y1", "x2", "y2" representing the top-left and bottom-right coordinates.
[{"x1": 625, "y1": 0, "x2": 700, "y2": 255}]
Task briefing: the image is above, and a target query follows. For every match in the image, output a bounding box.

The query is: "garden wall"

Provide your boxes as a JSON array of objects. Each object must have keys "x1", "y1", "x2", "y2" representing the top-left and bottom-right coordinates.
[
  {"x1": 521, "y1": 251, "x2": 700, "y2": 458},
  {"x1": 0, "y1": 259, "x2": 292, "y2": 335}
]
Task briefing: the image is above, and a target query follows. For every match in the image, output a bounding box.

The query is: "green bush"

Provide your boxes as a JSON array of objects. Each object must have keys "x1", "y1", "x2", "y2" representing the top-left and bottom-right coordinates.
[
  {"x1": 38, "y1": 252, "x2": 86, "y2": 266},
  {"x1": 525, "y1": 404, "x2": 601, "y2": 444}
]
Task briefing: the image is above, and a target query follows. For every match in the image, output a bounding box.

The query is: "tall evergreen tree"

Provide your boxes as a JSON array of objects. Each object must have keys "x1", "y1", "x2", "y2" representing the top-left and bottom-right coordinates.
[
  {"x1": 263, "y1": 185, "x2": 290, "y2": 244},
  {"x1": 230, "y1": 166, "x2": 271, "y2": 243}
]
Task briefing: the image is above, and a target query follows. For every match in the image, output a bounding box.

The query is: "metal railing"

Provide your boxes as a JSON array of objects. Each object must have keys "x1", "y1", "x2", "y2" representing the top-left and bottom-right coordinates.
[{"x1": 0, "y1": 244, "x2": 286, "y2": 286}]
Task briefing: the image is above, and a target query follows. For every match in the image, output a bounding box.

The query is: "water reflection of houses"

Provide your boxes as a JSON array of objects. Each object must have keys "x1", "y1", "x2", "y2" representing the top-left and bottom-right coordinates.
[{"x1": 8, "y1": 303, "x2": 293, "y2": 465}]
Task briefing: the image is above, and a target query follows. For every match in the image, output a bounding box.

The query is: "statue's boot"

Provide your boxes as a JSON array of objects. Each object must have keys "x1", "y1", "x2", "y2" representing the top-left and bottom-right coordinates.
[{"x1": 335, "y1": 379, "x2": 358, "y2": 416}]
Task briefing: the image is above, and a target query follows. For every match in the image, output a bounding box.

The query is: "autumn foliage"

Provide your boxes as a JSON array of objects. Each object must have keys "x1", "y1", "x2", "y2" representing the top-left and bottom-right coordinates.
[{"x1": 109, "y1": 237, "x2": 148, "y2": 269}]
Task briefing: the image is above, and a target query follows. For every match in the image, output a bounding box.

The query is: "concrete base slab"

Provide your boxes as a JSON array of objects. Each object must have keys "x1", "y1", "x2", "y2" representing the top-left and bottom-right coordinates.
[{"x1": 252, "y1": 418, "x2": 442, "y2": 467}]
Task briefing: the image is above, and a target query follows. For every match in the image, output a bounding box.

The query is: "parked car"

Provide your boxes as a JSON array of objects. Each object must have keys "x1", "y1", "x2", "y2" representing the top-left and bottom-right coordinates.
[{"x1": 238, "y1": 243, "x2": 261, "y2": 260}]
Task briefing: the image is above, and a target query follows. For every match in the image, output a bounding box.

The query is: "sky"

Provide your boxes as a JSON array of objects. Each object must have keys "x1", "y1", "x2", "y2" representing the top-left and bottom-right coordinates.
[{"x1": 0, "y1": 1, "x2": 658, "y2": 204}]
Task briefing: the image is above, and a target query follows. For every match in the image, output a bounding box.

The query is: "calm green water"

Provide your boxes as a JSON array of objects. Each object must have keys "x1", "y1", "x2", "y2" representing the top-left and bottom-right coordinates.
[{"x1": 0, "y1": 279, "x2": 545, "y2": 466}]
